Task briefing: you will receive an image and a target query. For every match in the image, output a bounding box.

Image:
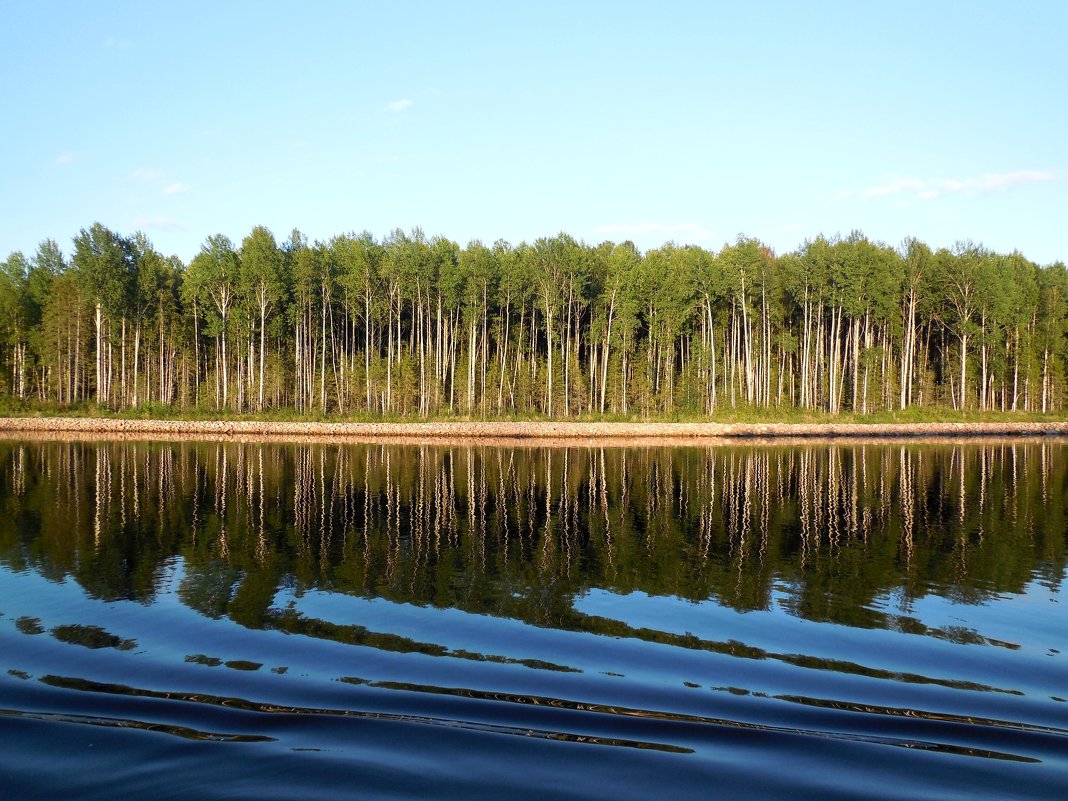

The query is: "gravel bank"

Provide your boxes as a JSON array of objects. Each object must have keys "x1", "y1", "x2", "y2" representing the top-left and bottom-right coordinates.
[{"x1": 1, "y1": 417, "x2": 1066, "y2": 442}]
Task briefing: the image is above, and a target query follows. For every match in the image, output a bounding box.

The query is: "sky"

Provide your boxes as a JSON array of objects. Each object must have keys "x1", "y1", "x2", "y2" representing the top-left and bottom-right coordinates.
[{"x1": 2, "y1": 0, "x2": 1066, "y2": 265}]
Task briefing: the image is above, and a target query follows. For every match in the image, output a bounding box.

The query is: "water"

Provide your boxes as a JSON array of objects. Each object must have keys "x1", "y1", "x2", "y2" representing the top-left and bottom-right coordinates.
[{"x1": 1, "y1": 437, "x2": 1066, "y2": 800}]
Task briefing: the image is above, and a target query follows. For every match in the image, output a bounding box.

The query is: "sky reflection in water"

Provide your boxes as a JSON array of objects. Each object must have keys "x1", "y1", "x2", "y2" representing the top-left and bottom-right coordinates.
[{"x1": 1, "y1": 439, "x2": 1066, "y2": 800}]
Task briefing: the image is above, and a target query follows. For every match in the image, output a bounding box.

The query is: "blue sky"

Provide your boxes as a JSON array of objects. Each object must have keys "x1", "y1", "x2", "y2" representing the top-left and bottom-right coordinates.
[{"x1": 2, "y1": 1, "x2": 1065, "y2": 264}]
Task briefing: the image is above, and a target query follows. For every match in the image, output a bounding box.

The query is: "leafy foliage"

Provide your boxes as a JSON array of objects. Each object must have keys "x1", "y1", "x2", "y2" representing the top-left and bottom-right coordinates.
[{"x1": 1, "y1": 224, "x2": 1066, "y2": 416}]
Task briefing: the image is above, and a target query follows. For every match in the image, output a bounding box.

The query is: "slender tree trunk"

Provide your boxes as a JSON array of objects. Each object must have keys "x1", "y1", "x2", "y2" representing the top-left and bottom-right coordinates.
[
  {"x1": 321, "y1": 286, "x2": 327, "y2": 414},
  {"x1": 544, "y1": 299, "x2": 554, "y2": 417},
  {"x1": 365, "y1": 288, "x2": 372, "y2": 412},
  {"x1": 94, "y1": 302, "x2": 103, "y2": 405},
  {"x1": 132, "y1": 321, "x2": 141, "y2": 406},
  {"x1": 221, "y1": 311, "x2": 229, "y2": 410},
  {"x1": 259, "y1": 298, "x2": 267, "y2": 411},
  {"x1": 959, "y1": 331, "x2": 968, "y2": 410},
  {"x1": 600, "y1": 292, "x2": 616, "y2": 414},
  {"x1": 120, "y1": 317, "x2": 127, "y2": 408}
]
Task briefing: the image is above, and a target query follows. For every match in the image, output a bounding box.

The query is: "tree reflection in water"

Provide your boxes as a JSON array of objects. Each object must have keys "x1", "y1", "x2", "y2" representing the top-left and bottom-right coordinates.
[{"x1": 1, "y1": 439, "x2": 1064, "y2": 637}]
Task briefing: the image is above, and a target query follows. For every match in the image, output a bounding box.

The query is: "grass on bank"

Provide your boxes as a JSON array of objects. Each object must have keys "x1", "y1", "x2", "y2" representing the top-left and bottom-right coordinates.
[{"x1": 0, "y1": 398, "x2": 1063, "y2": 425}]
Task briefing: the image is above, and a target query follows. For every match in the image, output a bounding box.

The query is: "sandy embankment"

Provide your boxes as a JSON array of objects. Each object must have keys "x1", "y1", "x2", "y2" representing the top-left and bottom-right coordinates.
[{"x1": 0, "y1": 416, "x2": 1066, "y2": 446}]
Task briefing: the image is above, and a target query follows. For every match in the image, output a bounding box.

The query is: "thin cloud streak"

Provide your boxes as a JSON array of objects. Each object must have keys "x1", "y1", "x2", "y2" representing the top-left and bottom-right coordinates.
[
  {"x1": 54, "y1": 153, "x2": 74, "y2": 166},
  {"x1": 842, "y1": 170, "x2": 1057, "y2": 201},
  {"x1": 387, "y1": 98, "x2": 413, "y2": 112},
  {"x1": 162, "y1": 182, "x2": 189, "y2": 195},
  {"x1": 130, "y1": 168, "x2": 163, "y2": 181}
]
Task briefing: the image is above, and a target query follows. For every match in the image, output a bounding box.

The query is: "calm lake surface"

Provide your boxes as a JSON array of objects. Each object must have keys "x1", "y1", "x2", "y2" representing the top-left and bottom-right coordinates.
[{"x1": 1, "y1": 437, "x2": 1066, "y2": 800}]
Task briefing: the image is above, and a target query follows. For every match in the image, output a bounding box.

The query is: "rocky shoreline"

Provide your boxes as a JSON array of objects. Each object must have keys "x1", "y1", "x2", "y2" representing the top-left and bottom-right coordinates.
[{"x1": 1, "y1": 416, "x2": 1066, "y2": 443}]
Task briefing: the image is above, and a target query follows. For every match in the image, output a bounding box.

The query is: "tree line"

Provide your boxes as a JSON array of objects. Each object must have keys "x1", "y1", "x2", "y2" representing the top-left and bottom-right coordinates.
[{"x1": 1, "y1": 223, "x2": 1066, "y2": 417}]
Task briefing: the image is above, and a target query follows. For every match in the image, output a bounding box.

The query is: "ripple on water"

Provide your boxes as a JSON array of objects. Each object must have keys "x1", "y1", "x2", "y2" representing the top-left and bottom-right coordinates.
[{"x1": 1, "y1": 439, "x2": 1066, "y2": 800}]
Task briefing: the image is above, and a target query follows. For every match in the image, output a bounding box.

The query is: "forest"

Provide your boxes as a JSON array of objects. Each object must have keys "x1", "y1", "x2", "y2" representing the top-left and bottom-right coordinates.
[{"x1": 1, "y1": 223, "x2": 1066, "y2": 418}]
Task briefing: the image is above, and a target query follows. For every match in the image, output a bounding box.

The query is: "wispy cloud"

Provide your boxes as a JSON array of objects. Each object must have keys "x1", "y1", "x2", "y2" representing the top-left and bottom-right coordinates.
[
  {"x1": 105, "y1": 37, "x2": 133, "y2": 49},
  {"x1": 387, "y1": 98, "x2": 413, "y2": 112},
  {"x1": 841, "y1": 170, "x2": 1057, "y2": 201},
  {"x1": 593, "y1": 222, "x2": 715, "y2": 242},
  {"x1": 134, "y1": 216, "x2": 185, "y2": 231},
  {"x1": 54, "y1": 152, "x2": 74, "y2": 166},
  {"x1": 130, "y1": 167, "x2": 163, "y2": 181},
  {"x1": 162, "y1": 182, "x2": 189, "y2": 195}
]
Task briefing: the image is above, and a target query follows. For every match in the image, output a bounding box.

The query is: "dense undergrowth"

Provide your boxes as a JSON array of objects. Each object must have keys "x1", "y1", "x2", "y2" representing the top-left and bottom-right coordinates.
[{"x1": 1, "y1": 398, "x2": 1062, "y2": 425}]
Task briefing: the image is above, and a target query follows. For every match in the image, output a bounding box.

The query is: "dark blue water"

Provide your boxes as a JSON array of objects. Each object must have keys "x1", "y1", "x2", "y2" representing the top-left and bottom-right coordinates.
[{"x1": 1, "y1": 438, "x2": 1066, "y2": 799}]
